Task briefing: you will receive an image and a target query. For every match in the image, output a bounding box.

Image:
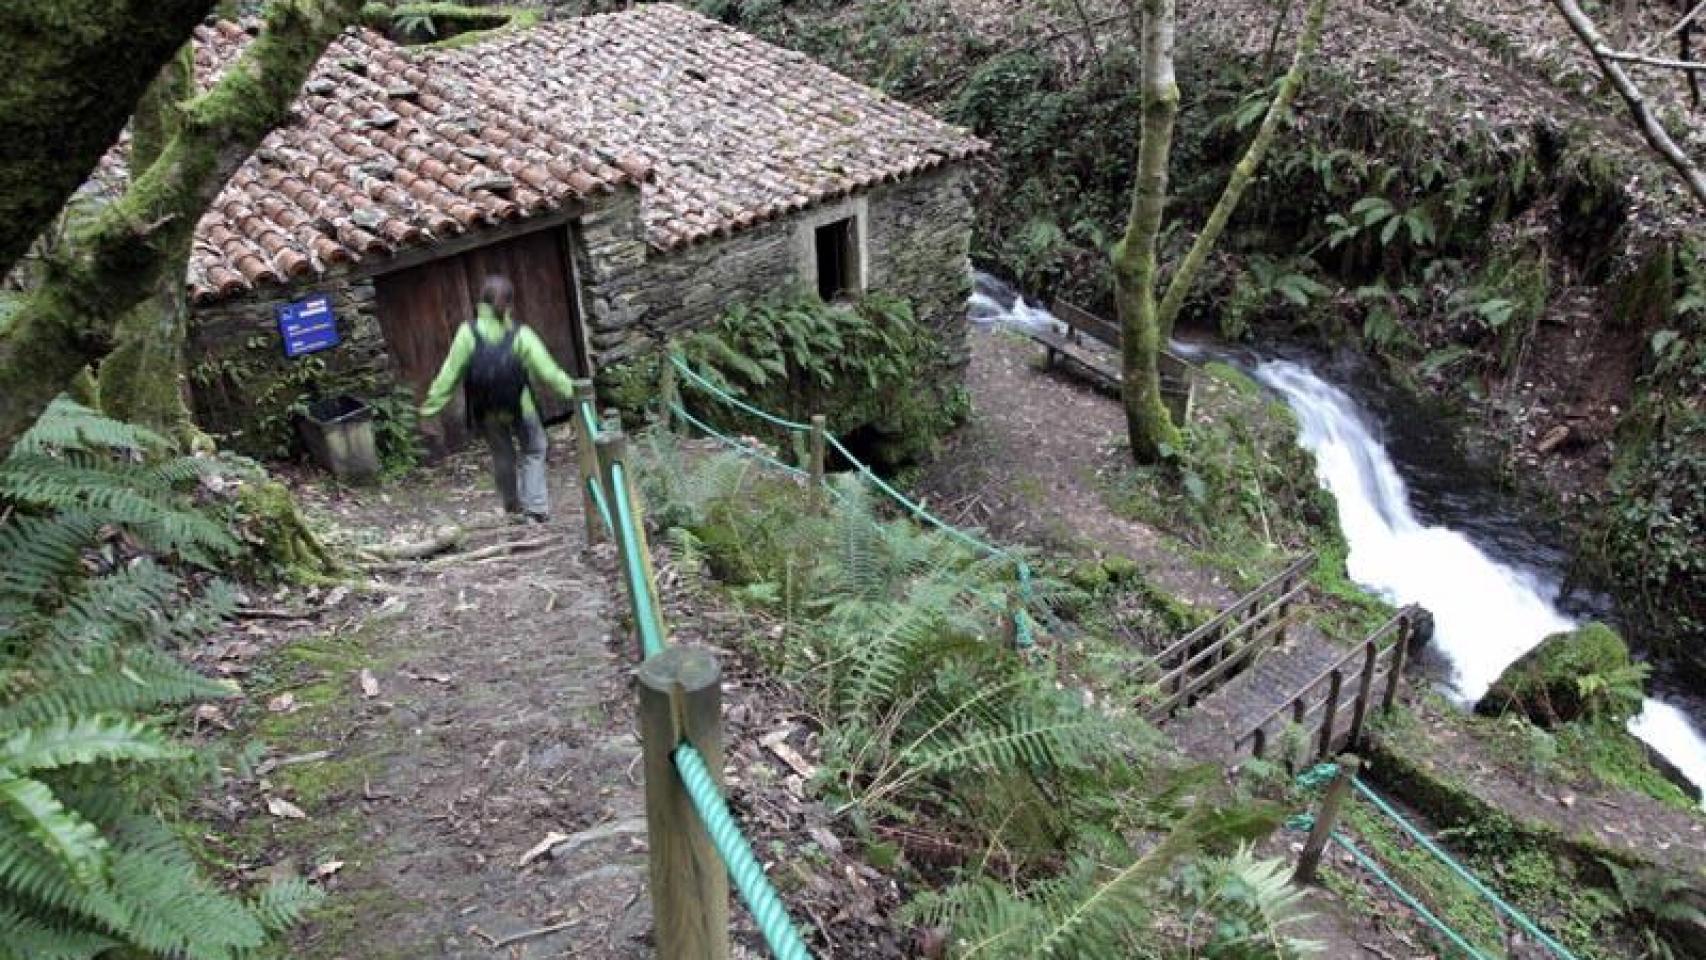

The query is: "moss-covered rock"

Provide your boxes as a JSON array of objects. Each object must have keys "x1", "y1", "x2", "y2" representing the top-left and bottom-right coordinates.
[{"x1": 1476, "y1": 622, "x2": 1642, "y2": 727}]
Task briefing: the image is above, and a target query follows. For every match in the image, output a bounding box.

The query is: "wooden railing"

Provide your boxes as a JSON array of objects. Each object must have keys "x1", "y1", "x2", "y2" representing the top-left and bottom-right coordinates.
[
  {"x1": 1143, "y1": 554, "x2": 1316, "y2": 721},
  {"x1": 1239, "y1": 605, "x2": 1423, "y2": 767}
]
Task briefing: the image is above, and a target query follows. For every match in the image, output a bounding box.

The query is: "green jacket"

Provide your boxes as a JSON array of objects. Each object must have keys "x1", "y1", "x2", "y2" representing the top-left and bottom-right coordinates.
[{"x1": 419, "y1": 304, "x2": 576, "y2": 421}]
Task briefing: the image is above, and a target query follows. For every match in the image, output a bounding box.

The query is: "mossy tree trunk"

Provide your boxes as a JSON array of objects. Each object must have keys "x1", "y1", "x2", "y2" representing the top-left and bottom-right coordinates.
[
  {"x1": 1155, "y1": 0, "x2": 1328, "y2": 342},
  {"x1": 0, "y1": 1, "x2": 215, "y2": 278},
  {"x1": 0, "y1": 0, "x2": 366, "y2": 455},
  {"x1": 1114, "y1": 0, "x2": 1183, "y2": 464},
  {"x1": 97, "y1": 46, "x2": 206, "y2": 448},
  {"x1": 1115, "y1": 0, "x2": 1330, "y2": 462}
]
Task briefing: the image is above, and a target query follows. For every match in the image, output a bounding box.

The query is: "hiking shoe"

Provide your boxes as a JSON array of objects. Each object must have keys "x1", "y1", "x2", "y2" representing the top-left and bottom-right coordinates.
[
  {"x1": 525, "y1": 512, "x2": 551, "y2": 525},
  {"x1": 505, "y1": 511, "x2": 529, "y2": 526}
]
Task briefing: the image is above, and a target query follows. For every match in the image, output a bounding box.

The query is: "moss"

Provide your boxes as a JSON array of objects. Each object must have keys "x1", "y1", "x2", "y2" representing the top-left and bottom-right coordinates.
[
  {"x1": 1202, "y1": 361, "x2": 1259, "y2": 398},
  {"x1": 362, "y1": 3, "x2": 541, "y2": 48},
  {"x1": 235, "y1": 480, "x2": 341, "y2": 582},
  {"x1": 1477, "y1": 622, "x2": 1639, "y2": 726},
  {"x1": 1611, "y1": 243, "x2": 1675, "y2": 332},
  {"x1": 1554, "y1": 721, "x2": 1697, "y2": 810},
  {"x1": 1066, "y1": 560, "x2": 1111, "y2": 593}
]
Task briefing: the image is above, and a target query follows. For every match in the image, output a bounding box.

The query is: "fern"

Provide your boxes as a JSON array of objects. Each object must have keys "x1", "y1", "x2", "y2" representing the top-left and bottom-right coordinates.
[{"x1": 0, "y1": 399, "x2": 317, "y2": 957}]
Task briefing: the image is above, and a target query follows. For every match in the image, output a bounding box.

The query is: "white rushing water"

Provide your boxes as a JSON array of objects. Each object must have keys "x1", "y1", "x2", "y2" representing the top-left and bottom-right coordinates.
[{"x1": 1255, "y1": 359, "x2": 1706, "y2": 804}]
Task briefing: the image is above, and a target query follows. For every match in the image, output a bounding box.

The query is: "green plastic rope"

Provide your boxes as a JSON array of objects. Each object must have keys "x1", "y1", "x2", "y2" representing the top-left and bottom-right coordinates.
[
  {"x1": 1294, "y1": 761, "x2": 1340, "y2": 792},
  {"x1": 1332, "y1": 832, "x2": 1494, "y2": 960},
  {"x1": 670, "y1": 402, "x2": 810, "y2": 479},
  {"x1": 672, "y1": 357, "x2": 814, "y2": 433},
  {"x1": 1351, "y1": 778, "x2": 1579, "y2": 960},
  {"x1": 608, "y1": 461, "x2": 667, "y2": 659},
  {"x1": 675, "y1": 744, "x2": 813, "y2": 960},
  {"x1": 585, "y1": 475, "x2": 614, "y2": 535},
  {"x1": 578, "y1": 400, "x2": 603, "y2": 441},
  {"x1": 667, "y1": 355, "x2": 1035, "y2": 648}
]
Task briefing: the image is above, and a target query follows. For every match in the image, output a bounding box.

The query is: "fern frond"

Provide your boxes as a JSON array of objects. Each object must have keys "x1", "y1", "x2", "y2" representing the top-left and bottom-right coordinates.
[
  {"x1": 0, "y1": 458, "x2": 236, "y2": 564},
  {"x1": 11, "y1": 399, "x2": 171, "y2": 458},
  {"x1": 0, "y1": 647, "x2": 229, "y2": 729},
  {"x1": 0, "y1": 717, "x2": 186, "y2": 775},
  {"x1": 0, "y1": 776, "x2": 109, "y2": 885},
  {"x1": 0, "y1": 901, "x2": 118, "y2": 960},
  {"x1": 0, "y1": 513, "x2": 101, "y2": 604}
]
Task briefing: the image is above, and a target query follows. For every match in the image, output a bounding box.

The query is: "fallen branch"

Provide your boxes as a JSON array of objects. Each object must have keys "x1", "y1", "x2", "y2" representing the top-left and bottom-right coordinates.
[
  {"x1": 1550, "y1": 0, "x2": 1706, "y2": 207},
  {"x1": 360, "y1": 524, "x2": 465, "y2": 561},
  {"x1": 421, "y1": 534, "x2": 559, "y2": 570}
]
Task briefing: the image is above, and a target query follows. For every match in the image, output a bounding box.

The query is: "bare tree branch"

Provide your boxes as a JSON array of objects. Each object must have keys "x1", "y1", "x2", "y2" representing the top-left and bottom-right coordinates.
[
  {"x1": 1599, "y1": 47, "x2": 1706, "y2": 71},
  {"x1": 1548, "y1": 0, "x2": 1706, "y2": 208}
]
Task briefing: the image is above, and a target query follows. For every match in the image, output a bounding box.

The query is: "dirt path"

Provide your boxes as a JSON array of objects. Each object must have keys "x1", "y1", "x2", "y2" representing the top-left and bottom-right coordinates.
[
  {"x1": 202, "y1": 436, "x2": 908, "y2": 959},
  {"x1": 917, "y1": 327, "x2": 1238, "y2": 611},
  {"x1": 214, "y1": 448, "x2": 656, "y2": 959}
]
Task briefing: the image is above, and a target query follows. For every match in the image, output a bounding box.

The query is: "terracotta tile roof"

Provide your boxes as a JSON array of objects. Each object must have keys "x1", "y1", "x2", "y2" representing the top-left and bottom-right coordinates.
[
  {"x1": 182, "y1": 20, "x2": 649, "y2": 303},
  {"x1": 438, "y1": 4, "x2": 990, "y2": 252},
  {"x1": 181, "y1": 6, "x2": 985, "y2": 302}
]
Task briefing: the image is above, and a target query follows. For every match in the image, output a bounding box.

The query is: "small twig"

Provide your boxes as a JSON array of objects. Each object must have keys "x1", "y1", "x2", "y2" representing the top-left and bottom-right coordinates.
[
  {"x1": 1597, "y1": 45, "x2": 1706, "y2": 71},
  {"x1": 472, "y1": 919, "x2": 581, "y2": 950},
  {"x1": 237, "y1": 606, "x2": 318, "y2": 621}
]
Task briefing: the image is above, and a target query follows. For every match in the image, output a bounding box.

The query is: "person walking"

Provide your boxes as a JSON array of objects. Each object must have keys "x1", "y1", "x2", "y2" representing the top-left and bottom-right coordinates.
[{"x1": 420, "y1": 276, "x2": 576, "y2": 523}]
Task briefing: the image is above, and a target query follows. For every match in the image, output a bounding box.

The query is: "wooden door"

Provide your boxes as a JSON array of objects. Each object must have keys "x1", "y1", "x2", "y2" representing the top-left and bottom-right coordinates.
[{"x1": 375, "y1": 225, "x2": 585, "y2": 452}]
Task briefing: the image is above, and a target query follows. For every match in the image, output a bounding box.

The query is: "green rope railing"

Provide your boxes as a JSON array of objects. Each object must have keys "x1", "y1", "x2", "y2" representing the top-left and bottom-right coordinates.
[
  {"x1": 609, "y1": 460, "x2": 667, "y2": 660},
  {"x1": 675, "y1": 743, "x2": 814, "y2": 960},
  {"x1": 580, "y1": 411, "x2": 814, "y2": 960},
  {"x1": 1331, "y1": 831, "x2": 1493, "y2": 960},
  {"x1": 1350, "y1": 776, "x2": 1580, "y2": 960},
  {"x1": 1292, "y1": 763, "x2": 1578, "y2": 960},
  {"x1": 669, "y1": 354, "x2": 1035, "y2": 648},
  {"x1": 669, "y1": 401, "x2": 810, "y2": 479}
]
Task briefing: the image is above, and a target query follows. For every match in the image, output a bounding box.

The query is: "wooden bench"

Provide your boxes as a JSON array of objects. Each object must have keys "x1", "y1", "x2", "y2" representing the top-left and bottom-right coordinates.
[{"x1": 1030, "y1": 299, "x2": 1196, "y2": 423}]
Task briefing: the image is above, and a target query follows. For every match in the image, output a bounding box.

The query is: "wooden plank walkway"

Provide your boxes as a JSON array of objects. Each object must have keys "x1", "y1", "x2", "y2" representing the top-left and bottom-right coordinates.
[{"x1": 1165, "y1": 628, "x2": 1350, "y2": 764}]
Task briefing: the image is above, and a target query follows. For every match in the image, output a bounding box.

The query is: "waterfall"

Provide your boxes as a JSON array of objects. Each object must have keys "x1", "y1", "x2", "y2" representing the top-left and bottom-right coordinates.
[
  {"x1": 1256, "y1": 359, "x2": 1706, "y2": 805},
  {"x1": 963, "y1": 273, "x2": 1706, "y2": 802}
]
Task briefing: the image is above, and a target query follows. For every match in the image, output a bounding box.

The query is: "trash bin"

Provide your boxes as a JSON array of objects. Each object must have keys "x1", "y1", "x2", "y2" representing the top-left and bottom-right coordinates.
[{"x1": 299, "y1": 396, "x2": 380, "y2": 485}]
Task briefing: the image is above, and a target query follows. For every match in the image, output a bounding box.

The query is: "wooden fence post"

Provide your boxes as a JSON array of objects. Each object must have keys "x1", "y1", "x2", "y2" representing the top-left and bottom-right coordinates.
[
  {"x1": 596, "y1": 425, "x2": 666, "y2": 659},
  {"x1": 1251, "y1": 726, "x2": 1267, "y2": 761},
  {"x1": 809, "y1": 414, "x2": 827, "y2": 508},
  {"x1": 572, "y1": 380, "x2": 603, "y2": 545},
  {"x1": 1347, "y1": 640, "x2": 1380, "y2": 749},
  {"x1": 1383, "y1": 618, "x2": 1411, "y2": 713},
  {"x1": 1318, "y1": 669, "x2": 1343, "y2": 759},
  {"x1": 659, "y1": 359, "x2": 680, "y2": 435},
  {"x1": 1294, "y1": 755, "x2": 1360, "y2": 885},
  {"x1": 637, "y1": 646, "x2": 730, "y2": 960}
]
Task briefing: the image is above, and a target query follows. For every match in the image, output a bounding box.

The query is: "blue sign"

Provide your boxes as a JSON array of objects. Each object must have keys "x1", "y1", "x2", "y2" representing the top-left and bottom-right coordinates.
[{"x1": 276, "y1": 294, "x2": 339, "y2": 358}]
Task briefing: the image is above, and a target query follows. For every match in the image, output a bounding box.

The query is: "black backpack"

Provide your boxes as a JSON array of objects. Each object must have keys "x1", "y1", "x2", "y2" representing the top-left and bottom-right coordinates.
[{"x1": 463, "y1": 319, "x2": 527, "y2": 421}]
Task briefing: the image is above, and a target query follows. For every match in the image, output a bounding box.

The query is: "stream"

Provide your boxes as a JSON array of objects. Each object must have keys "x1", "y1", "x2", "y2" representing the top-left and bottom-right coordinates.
[{"x1": 969, "y1": 272, "x2": 1706, "y2": 803}]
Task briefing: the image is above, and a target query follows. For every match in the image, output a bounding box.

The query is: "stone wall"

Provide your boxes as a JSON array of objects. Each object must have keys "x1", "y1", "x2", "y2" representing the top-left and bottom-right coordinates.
[
  {"x1": 187, "y1": 164, "x2": 978, "y2": 455},
  {"x1": 574, "y1": 165, "x2": 977, "y2": 367},
  {"x1": 187, "y1": 277, "x2": 393, "y2": 458}
]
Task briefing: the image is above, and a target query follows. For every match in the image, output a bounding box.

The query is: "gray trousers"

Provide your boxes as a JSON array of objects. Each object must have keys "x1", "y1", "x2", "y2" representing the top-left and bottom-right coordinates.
[{"x1": 481, "y1": 415, "x2": 549, "y2": 516}]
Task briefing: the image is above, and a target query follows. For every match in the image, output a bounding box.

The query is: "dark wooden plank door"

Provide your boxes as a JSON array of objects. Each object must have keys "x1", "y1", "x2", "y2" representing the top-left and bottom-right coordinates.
[{"x1": 375, "y1": 225, "x2": 584, "y2": 452}]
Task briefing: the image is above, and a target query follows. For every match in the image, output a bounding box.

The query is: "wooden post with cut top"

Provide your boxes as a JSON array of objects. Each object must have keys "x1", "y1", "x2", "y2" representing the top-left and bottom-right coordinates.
[
  {"x1": 1383, "y1": 618, "x2": 1411, "y2": 713},
  {"x1": 637, "y1": 646, "x2": 730, "y2": 960},
  {"x1": 595, "y1": 424, "x2": 665, "y2": 659},
  {"x1": 1294, "y1": 754, "x2": 1360, "y2": 885},
  {"x1": 659, "y1": 358, "x2": 680, "y2": 435},
  {"x1": 808, "y1": 414, "x2": 827, "y2": 508},
  {"x1": 571, "y1": 379, "x2": 603, "y2": 545}
]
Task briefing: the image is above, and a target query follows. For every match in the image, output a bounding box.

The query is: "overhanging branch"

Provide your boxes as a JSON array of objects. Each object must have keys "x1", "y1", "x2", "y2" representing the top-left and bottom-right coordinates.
[{"x1": 1548, "y1": 0, "x2": 1706, "y2": 208}]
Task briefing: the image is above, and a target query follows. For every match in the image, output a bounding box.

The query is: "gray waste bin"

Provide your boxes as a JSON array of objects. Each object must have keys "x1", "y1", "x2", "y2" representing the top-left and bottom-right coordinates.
[{"x1": 299, "y1": 396, "x2": 380, "y2": 485}]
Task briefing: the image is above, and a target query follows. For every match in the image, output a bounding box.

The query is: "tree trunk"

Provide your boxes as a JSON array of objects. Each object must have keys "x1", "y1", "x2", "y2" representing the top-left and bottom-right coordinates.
[
  {"x1": 0, "y1": 1, "x2": 215, "y2": 278},
  {"x1": 98, "y1": 48, "x2": 203, "y2": 446},
  {"x1": 1115, "y1": 0, "x2": 1183, "y2": 464},
  {"x1": 1156, "y1": 0, "x2": 1330, "y2": 340},
  {"x1": 0, "y1": 0, "x2": 366, "y2": 454}
]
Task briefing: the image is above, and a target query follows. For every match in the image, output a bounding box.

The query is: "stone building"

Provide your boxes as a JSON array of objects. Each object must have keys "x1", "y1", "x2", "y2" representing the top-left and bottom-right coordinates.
[{"x1": 183, "y1": 5, "x2": 987, "y2": 452}]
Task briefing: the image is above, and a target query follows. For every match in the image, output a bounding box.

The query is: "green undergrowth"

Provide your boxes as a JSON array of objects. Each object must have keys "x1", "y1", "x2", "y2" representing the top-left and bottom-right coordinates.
[
  {"x1": 359, "y1": 3, "x2": 543, "y2": 48},
  {"x1": 633, "y1": 430, "x2": 1321, "y2": 957},
  {"x1": 1365, "y1": 705, "x2": 1698, "y2": 957}
]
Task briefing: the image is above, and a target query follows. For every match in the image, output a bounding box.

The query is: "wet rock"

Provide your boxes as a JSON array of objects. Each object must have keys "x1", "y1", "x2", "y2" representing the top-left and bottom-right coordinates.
[{"x1": 1476, "y1": 622, "x2": 1638, "y2": 727}]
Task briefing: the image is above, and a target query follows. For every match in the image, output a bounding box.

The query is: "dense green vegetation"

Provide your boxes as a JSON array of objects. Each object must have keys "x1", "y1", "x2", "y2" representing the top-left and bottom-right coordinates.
[
  {"x1": 604, "y1": 292, "x2": 966, "y2": 468},
  {"x1": 0, "y1": 401, "x2": 318, "y2": 958},
  {"x1": 633, "y1": 431, "x2": 1318, "y2": 957}
]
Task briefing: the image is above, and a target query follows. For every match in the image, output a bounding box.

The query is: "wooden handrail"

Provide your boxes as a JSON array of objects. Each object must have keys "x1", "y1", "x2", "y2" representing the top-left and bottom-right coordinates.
[
  {"x1": 1155, "y1": 554, "x2": 1316, "y2": 667},
  {"x1": 1148, "y1": 610, "x2": 1301, "y2": 718},
  {"x1": 1236, "y1": 605, "x2": 1421, "y2": 760}
]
